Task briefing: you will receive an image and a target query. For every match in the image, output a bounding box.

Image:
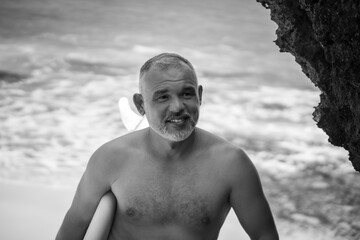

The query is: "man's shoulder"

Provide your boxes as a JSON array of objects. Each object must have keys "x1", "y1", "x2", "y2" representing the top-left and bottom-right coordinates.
[
  {"x1": 103, "y1": 128, "x2": 147, "y2": 150},
  {"x1": 89, "y1": 128, "x2": 148, "y2": 165},
  {"x1": 82, "y1": 129, "x2": 149, "y2": 185},
  {"x1": 196, "y1": 128, "x2": 252, "y2": 170},
  {"x1": 196, "y1": 129, "x2": 258, "y2": 190},
  {"x1": 197, "y1": 128, "x2": 246, "y2": 155}
]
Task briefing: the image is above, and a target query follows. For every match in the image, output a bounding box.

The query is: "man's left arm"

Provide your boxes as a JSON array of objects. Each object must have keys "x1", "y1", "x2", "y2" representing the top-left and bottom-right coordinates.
[{"x1": 228, "y1": 149, "x2": 279, "y2": 240}]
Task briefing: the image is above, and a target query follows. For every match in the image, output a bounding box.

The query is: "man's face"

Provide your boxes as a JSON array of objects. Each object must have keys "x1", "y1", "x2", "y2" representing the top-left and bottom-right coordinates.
[{"x1": 140, "y1": 63, "x2": 202, "y2": 142}]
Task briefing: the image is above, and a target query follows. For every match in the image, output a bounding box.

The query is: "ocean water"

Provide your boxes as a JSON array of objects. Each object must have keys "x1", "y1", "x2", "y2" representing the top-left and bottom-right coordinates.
[{"x1": 0, "y1": 0, "x2": 351, "y2": 186}]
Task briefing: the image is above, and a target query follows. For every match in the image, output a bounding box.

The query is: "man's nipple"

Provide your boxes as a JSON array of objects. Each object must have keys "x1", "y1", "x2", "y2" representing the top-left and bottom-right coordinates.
[
  {"x1": 126, "y1": 207, "x2": 136, "y2": 217},
  {"x1": 201, "y1": 216, "x2": 211, "y2": 225}
]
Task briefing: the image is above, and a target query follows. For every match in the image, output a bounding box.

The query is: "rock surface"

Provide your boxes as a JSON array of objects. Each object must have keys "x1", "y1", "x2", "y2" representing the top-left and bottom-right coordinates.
[{"x1": 256, "y1": 0, "x2": 360, "y2": 172}]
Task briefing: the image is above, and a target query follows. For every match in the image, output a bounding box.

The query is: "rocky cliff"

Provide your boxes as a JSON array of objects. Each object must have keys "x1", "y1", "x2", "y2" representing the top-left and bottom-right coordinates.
[{"x1": 256, "y1": 0, "x2": 360, "y2": 172}]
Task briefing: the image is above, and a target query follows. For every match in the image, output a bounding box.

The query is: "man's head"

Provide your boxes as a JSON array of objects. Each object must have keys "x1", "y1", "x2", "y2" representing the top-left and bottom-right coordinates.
[{"x1": 133, "y1": 53, "x2": 203, "y2": 142}]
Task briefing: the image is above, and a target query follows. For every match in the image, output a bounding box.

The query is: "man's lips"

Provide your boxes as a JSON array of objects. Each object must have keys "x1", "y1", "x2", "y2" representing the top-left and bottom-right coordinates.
[
  {"x1": 168, "y1": 118, "x2": 185, "y2": 124},
  {"x1": 165, "y1": 115, "x2": 190, "y2": 124}
]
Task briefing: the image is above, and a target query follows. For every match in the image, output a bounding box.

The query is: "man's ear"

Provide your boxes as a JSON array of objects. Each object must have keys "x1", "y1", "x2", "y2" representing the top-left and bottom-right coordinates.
[
  {"x1": 133, "y1": 93, "x2": 145, "y2": 115},
  {"x1": 198, "y1": 85, "x2": 203, "y2": 105}
]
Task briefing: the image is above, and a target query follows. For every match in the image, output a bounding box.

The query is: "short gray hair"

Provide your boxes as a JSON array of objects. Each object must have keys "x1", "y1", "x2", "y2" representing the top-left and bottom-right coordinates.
[{"x1": 139, "y1": 53, "x2": 196, "y2": 79}]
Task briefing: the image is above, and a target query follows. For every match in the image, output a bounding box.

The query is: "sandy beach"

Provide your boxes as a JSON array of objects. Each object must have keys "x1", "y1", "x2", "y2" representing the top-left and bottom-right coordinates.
[{"x1": 0, "y1": 181, "x2": 75, "y2": 240}]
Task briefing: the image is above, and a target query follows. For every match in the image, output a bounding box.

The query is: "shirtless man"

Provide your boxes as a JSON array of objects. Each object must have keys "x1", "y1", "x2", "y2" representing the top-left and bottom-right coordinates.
[{"x1": 56, "y1": 53, "x2": 279, "y2": 240}]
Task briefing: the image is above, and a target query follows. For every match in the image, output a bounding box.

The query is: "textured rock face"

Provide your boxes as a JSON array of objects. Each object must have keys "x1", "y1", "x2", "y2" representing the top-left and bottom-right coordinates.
[{"x1": 256, "y1": 0, "x2": 360, "y2": 172}]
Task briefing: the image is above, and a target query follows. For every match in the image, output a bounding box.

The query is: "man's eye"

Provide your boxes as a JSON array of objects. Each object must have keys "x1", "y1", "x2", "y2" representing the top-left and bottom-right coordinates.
[
  {"x1": 183, "y1": 92, "x2": 194, "y2": 98},
  {"x1": 157, "y1": 95, "x2": 168, "y2": 101}
]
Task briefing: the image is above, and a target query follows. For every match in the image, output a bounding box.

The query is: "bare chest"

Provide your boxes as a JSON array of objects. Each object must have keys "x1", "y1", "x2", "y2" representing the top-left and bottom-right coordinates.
[{"x1": 112, "y1": 165, "x2": 228, "y2": 228}]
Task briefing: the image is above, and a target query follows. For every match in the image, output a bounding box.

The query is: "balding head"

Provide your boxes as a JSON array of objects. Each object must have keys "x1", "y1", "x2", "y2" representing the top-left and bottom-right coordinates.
[{"x1": 139, "y1": 53, "x2": 197, "y2": 94}]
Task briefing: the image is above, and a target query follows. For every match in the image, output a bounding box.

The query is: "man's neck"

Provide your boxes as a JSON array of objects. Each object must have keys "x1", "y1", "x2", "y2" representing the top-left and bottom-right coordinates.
[{"x1": 146, "y1": 128, "x2": 197, "y2": 161}]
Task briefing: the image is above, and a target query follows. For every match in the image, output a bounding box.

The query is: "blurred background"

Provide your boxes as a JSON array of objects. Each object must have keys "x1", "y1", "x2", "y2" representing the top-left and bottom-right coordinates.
[{"x1": 0, "y1": 0, "x2": 359, "y2": 239}]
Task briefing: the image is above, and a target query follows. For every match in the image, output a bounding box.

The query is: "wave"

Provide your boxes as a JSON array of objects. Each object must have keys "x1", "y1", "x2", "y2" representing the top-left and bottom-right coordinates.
[{"x1": 0, "y1": 70, "x2": 29, "y2": 83}]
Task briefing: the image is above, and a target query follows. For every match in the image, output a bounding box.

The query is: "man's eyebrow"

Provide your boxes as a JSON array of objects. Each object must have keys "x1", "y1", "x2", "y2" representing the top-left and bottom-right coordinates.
[
  {"x1": 183, "y1": 86, "x2": 196, "y2": 91},
  {"x1": 153, "y1": 89, "x2": 169, "y2": 96}
]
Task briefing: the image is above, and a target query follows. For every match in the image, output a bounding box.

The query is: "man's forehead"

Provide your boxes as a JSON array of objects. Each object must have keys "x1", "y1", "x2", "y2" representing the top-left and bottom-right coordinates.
[{"x1": 152, "y1": 83, "x2": 197, "y2": 93}]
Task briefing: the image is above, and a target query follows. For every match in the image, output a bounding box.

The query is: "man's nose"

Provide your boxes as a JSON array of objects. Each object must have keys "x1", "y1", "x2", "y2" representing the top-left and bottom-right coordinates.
[{"x1": 169, "y1": 97, "x2": 184, "y2": 113}]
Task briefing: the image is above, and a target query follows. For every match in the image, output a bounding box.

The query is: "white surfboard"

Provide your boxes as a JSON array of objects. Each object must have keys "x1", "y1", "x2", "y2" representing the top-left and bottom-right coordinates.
[
  {"x1": 83, "y1": 192, "x2": 116, "y2": 240},
  {"x1": 118, "y1": 97, "x2": 148, "y2": 131}
]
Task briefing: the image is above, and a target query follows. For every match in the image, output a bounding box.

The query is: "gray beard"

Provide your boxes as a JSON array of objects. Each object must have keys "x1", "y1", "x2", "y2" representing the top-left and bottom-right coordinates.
[{"x1": 152, "y1": 118, "x2": 196, "y2": 142}]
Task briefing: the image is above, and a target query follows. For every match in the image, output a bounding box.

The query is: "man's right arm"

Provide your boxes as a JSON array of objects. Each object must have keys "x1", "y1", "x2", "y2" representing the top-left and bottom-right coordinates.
[{"x1": 56, "y1": 146, "x2": 115, "y2": 240}]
